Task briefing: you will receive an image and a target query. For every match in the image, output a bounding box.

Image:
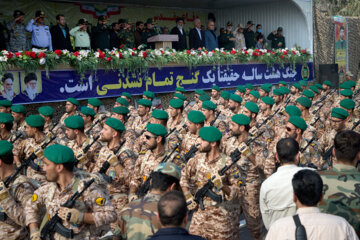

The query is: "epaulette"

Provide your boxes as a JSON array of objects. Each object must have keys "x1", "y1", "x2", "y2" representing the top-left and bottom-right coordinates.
[{"x1": 139, "y1": 150, "x2": 146, "y2": 155}]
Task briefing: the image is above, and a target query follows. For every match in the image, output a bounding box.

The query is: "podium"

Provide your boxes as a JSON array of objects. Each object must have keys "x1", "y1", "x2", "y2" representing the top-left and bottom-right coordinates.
[{"x1": 147, "y1": 34, "x2": 179, "y2": 49}]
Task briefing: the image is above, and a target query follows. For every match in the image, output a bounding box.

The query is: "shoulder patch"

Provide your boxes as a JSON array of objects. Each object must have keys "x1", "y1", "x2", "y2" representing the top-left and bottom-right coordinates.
[
  {"x1": 95, "y1": 197, "x2": 106, "y2": 206},
  {"x1": 32, "y1": 194, "x2": 38, "y2": 202},
  {"x1": 139, "y1": 151, "x2": 146, "y2": 155}
]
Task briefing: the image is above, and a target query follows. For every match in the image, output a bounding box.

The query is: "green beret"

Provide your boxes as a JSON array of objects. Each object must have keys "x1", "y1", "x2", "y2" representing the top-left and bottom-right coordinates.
[
  {"x1": 261, "y1": 96, "x2": 274, "y2": 105},
  {"x1": 10, "y1": 105, "x2": 26, "y2": 114},
  {"x1": 212, "y1": 85, "x2": 220, "y2": 92},
  {"x1": 88, "y1": 98, "x2": 103, "y2": 107},
  {"x1": 232, "y1": 114, "x2": 250, "y2": 126},
  {"x1": 331, "y1": 107, "x2": 349, "y2": 120},
  {"x1": 116, "y1": 97, "x2": 129, "y2": 107},
  {"x1": 289, "y1": 116, "x2": 307, "y2": 131},
  {"x1": 264, "y1": 83, "x2": 273, "y2": 89},
  {"x1": 0, "y1": 112, "x2": 14, "y2": 124},
  {"x1": 152, "y1": 109, "x2": 169, "y2": 120},
  {"x1": 230, "y1": 94, "x2": 242, "y2": 103},
  {"x1": 260, "y1": 85, "x2": 271, "y2": 93},
  {"x1": 176, "y1": 87, "x2": 186, "y2": 93},
  {"x1": 0, "y1": 100, "x2": 12, "y2": 107},
  {"x1": 292, "y1": 83, "x2": 302, "y2": 90},
  {"x1": 38, "y1": 106, "x2": 54, "y2": 117},
  {"x1": 112, "y1": 106, "x2": 130, "y2": 115},
  {"x1": 302, "y1": 90, "x2": 315, "y2": 99},
  {"x1": 199, "y1": 95, "x2": 211, "y2": 102},
  {"x1": 44, "y1": 144, "x2": 75, "y2": 164},
  {"x1": 187, "y1": 110, "x2": 205, "y2": 123},
  {"x1": 0, "y1": 140, "x2": 13, "y2": 157},
  {"x1": 245, "y1": 102, "x2": 259, "y2": 113},
  {"x1": 64, "y1": 115, "x2": 84, "y2": 129},
  {"x1": 340, "y1": 81, "x2": 352, "y2": 90},
  {"x1": 309, "y1": 86, "x2": 319, "y2": 94},
  {"x1": 323, "y1": 80, "x2": 333, "y2": 87},
  {"x1": 245, "y1": 83, "x2": 254, "y2": 90},
  {"x1": 155, "y1": 162, "x2": 181, "y2": 180},
  {"x1": 122, "y1": 92, "x2": 132, "y2": 99},
  {"x1": 66, "y1": 97, "x2": 79, "y2": 106},
  {"x1": 105, "y1": 118, "x2": 125, "y2": 132},
  {"x1": 143, "y1": 91, "x2": 155, "y2": 99},
  {"x1": 279, "y1": 86, "x2": 290, "y2": 94},
  {"x1": 278, "y1": 81, "x2": 287, "y2": 85},
  {"x1": 348, "y1": 81, "x2": 356, "y2": 88},
  {"x1": 147, "y1": 123, "x2": 168, "y2": 137},
  {"x1": 220, "y1": 91, "x2": 230, "y2": 100},
  {"x1": 138, "y1": 99, "x2": 152, "y2": 107},
  {"x1": 340, "y1": 99, "x2": 355, "y2": 110},
  {"x1": 285, "y1": 105, "x2": 301, "y2": 116},
  {"x1": 169, "y1": 99, "x2": 184, "y2": 109},
  {"x1": 296, "y1": 97, "x2": 312, "y2": 108},
  {"x1": 195, "y1": 89, "x2": 206, "y2": 95},
  {"x1": 202, "y1": 100, "x2": 217, "y2": 111},
  {"x1": 299, "y1": 80, "x2": 308, "y2": 87},
  {"x1": 174, "y1": 93, "x2": 186, "y2": 101},
  {"x1": 25, "y1": 115, "x2": 45, "y2": 128},
  {"x1": 237, "y1": 85, "x2": 246, "y2": 93},
  {"x1": 314, "y1": 83, "x2": 324, "y2": 90},
  {"x1": 273, "y1": 89, "x2": 282, "y2": 96},
  {"x1": 199, "y1": 126, "x2": 222, "y2": 142},
  {"x1": 340, "y1": 89, "x2": 353, "y2": 97},
  {"x1": 81, "y1": 106, "x2": 96, "y2": 117},
  {"x1": 249, "y1": 90, "x2": 260, "y2": 99}
]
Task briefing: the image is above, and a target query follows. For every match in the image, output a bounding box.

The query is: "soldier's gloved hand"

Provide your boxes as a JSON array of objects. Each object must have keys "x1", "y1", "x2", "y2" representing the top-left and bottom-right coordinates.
[
  {"x1": 128, "y1": 193, "x2": 138, "y2": 202},
  {"x1": 30, "y1": 228, "x2": 41, "y2": 240},
  {"x1": 76, "y1": 149, "x2": 87, "y2": 164},
  {"x1": 211, "y1": 170, "x2": 225, "y2": 190},
  {"x1": 184, "y1": 191, "x2": 197, "y2": 211},
  {"x1": 59, "y1": 207, "x2": 84, "y2": 225},
  {"x1": 0, "y1": 181, "x2": 10, "y2": 203}
]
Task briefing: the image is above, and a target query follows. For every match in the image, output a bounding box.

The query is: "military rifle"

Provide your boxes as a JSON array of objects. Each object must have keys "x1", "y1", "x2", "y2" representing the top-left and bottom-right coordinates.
[{"x1": 85, "y1": 115, "x2": 106, "y2": 136}]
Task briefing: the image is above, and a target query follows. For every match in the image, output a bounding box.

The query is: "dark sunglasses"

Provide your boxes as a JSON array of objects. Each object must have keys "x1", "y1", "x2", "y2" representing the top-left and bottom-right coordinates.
[{"x1": 145, "y1": 135, "x2": 156, "y2": 140}]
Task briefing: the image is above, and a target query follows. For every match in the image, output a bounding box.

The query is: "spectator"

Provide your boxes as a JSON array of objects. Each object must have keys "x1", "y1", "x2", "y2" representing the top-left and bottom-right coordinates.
[
  {"x1": 267, "y1": 27, "x2": 286, "y2": 49},
  {"x1": 189, "y1": 18, "x2": 205, "y2": 49},
  {"x1": 0, "y1": 22, "x2": 5, "y2": 51},
  {"x1": 118, "y1": 162, "x2": 182, "y2": 240},
  {"x1": 233, "y1": 24, "x2": 246, "y2": 50},
  {"x1": 69, "y1": 18, "x2": 90, "y2": 50},
  {"x1": 50, "y1": 14, "x2": 72, "y2": 51},
  {"x1": 147, "y1": 191, "x2": 206, "y2": 240},
  {"x1": 109, "y1": 22, "x2": 120, "y2": 49},
  {"x1": 162, "y1": 27, "x2": 169, "y2": 34},
  {"x1": 218, "y1": 27, "x2": 225, "y2": 48},
  {"x1": 118, "y1": 19, "x2": 135, "y2": 49},
  {"x1": 134, "y1": 21, "x2": 144, "y2": 48},
  {"x1": 141, "y1": 18, "x2": 158, "y2": 49},
  {"x1": 319, "y1": 130, "x2": 360, "y2": 236},
  {"x1": 6, "y1": 10, "x2": 27, "y2": 52},
  {"x1": 25, "y1": 10, "x2": 52, "y2": 51},
  {"x1": 243, "y1": 20, "x2": 255, "y2": 49},
  {"x1": 204, "y1": 20, "x2": 218, "y2": 51},
  {"x1": 91, "y1": 15, "x2": 110, "y2": 50},
  {"x1": 218, "y1": 21, "x2": 235, "y2": 50},
  {"x1": 255, "y1": 24, "x2": 264, "y2": 40},
  {"x1": 260, "y1": 138, "x2": 313, "y2": 230},
  {"x1": 266, "y1": 170, "x2": 358, "y2": 240},
  {"x1": 170, "y1": 17, "x2": 187, "y2": 51},
  {"x1": 255, "y1": 35, "x2": 265, "y2": 49}
]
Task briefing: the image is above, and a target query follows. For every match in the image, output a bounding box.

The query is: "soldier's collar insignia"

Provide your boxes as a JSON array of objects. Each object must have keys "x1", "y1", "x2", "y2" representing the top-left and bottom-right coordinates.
[{"x1": 96, "y1": 197, "x2": 106, "y2": 206}]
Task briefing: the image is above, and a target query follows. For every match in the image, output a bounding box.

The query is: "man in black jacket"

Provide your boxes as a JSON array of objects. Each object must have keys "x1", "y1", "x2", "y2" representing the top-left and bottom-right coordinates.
[
  {"x1": 243, "y1": 20, "x2": 256, "y2": 49},
  {"x1": 50, "y1": 14, "x2": 72, "y2": 51},
  {"x1": 170, "y1": 17, "x2": 187, "y2": 51},
  {"x1": 189, "y1": 18, "x2": 205, "y2": 49}
]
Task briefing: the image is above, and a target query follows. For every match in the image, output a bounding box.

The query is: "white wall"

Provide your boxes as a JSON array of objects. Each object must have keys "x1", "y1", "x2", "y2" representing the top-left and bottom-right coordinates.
[{"x1": 215, "y1": 0, "x2": 313, "y2": 52}]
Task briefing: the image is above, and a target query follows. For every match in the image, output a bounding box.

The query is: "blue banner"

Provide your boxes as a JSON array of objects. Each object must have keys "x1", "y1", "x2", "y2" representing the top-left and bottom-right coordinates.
[{"x1": 0, "y1": 62, "x2": 313, "y2": 104}]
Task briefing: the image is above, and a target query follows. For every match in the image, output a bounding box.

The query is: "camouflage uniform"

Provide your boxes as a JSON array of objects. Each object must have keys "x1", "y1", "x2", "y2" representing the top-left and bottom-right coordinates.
[
  {"x1": 117, "y1": 193, "x2": 162, "y2": 240},
  {"x1": 0, "y1": 175, "x2": 35, "y2": 239},
  {"x1": 25, "y1": 176, "x2": 117, "y2": 240},
  {"x1": 344, "y1": 116, "x2": 360, "y2": 132},
  {"x1": 131, "y1": 114, "x2": 151, "y2": 136},
  {"x1": 318, "y1": 163, "x2": 360, "y2": 234},
  {"x1": 211, "y1": 97, "x2": 221, "y2": 106},
  {"x1": 43, "y1": 121, "x2": 55, "y2": 137},
  {"x1": 118, "y1": 29, "x2": 135, "y2": 48},
  {"x1": 92, "y1": 145, "x2": 136, "y2": 215},
  {"x1": 318, "y1": 129, "x2": 337, "y2": 153},
  {"x1": 204, "y1": 118, "x2": 227, "y2": 135},
  {"x1": 84, "y1": 123, "x2": 102, "y2": 139},
  {"x1": 6, "y1": 21, "x2": 27, "y2": 52},
  {"x1": 58, "y1": 111, "x2": 79, "y2": 140},
  {"x1": 298, "y1": 137, "x2": 323, "y2": 169},
  {"x1": 180, "y1": 152, "x2": 242, "y2": 240},
  {"x1": 12, "y1": 120, "x2": 26, "y2": 133},
  {"x1": 181, "y1": 132, "x2": 200, "y2": 156}
]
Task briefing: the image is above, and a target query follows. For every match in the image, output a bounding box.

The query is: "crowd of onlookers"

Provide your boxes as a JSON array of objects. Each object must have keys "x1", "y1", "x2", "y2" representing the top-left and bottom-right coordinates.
[{"x1": 1, "y1": 10, "x2": 286, "y2": 52}]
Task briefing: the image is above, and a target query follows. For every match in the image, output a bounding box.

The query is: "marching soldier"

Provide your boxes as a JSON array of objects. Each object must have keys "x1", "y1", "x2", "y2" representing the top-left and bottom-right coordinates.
[
  {"x1": 113, "y1": 97, "x2": 135, "y2": 129},
  {"x1": 181, "y1": 126, "x2": 242, "y2": 240},
  {"x1": 218, "y1": 91, "x2": 231, "y2": 116},
  {"x1": 38, "y1": 106, "x2": 55, "y2": 136},
  {"x1": 242, "y1": 102, "x2": 259, "y2": 128},
  {"x1": 0, "y1": 141, "x2": 35, "y2": 239},
  {"x1": 111, "y1": 106, "x2": 137, "y2": 150},
  {"x1": 181, "y1": 110, "x2": 205, "y2": 155},
  {"x1": 59, "y1": 98, "x2": 79, "y2": 125},
  {"x1": 0, "y1": 100, "x2": 12, "y2": 113},
  {"x1": 249, "y1": 90, "x2": 260, "y2": 103},
  {"x1": 11, "y1": 105, "x2": 26, "y2": 133},
  {"x1": 272, "y1": 89, "x2": 284, "y2": 112},
  {"x1": 235, "y1": 85, "x2": 246, "y2": 99},
  {"x1": 244, "y1": 83, "x2": 254, "y2": 102},
  {"x1": 0, "y1": 113, "x2": 15, "y2": 142},
  {"x1": 131, "y1": 99, "x2": 152, "y2": 136},
  {"x1": 202, "y1": 100, "x2": 227, "y2": 133},
  {"x1": 80, "y1": 107, "x2": 102, "y2": 138},
  {"x1": 288, "y1": 83, "x2": 302, "y2": 104},
  {"x1": 340, "y1": 99, "x2": 360, "y2": 131},
  {"x1": 87, "y1": 98, "x2": 109, "y2": 122},
  {"x1": 228, "y1": 94, "x2": 243, "y2": 116},
  {"x1": 25, "y1": 144, "x2": 117, "y2": 240},
  {"x1": 191, "y1": 89, "x2": 206, "y2": 111},
  {"x1": 259, "y1": 84, "x2": 271, "y2": 98},
  {"x1": 210, "y1": 85, "x2": 221, "y2": 105}
]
